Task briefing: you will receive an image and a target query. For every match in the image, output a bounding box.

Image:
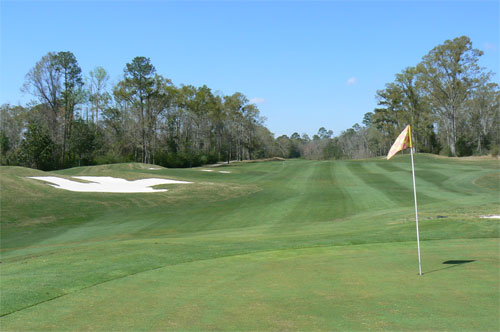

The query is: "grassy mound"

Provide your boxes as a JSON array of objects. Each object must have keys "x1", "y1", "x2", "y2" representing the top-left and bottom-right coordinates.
[{"x1": 1, "y1": 155, "x2": 498, "y2": 330}]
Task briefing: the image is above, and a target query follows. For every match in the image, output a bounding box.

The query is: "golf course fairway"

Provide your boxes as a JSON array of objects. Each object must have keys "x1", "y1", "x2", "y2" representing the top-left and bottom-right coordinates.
[{"x1": 1, "y1": 155, "x2": 499, "y2": 331}]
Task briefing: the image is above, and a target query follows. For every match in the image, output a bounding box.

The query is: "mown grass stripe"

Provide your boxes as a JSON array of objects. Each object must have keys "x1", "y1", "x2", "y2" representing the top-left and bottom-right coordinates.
[{"x1": 1, "y1": 157, "x2": 498, "y2": 330}]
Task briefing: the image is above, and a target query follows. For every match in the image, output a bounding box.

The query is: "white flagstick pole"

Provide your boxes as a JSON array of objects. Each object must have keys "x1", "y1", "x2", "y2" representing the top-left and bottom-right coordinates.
[{"x1": 410, "y1": 144, "x2": 423, "y2": 276}]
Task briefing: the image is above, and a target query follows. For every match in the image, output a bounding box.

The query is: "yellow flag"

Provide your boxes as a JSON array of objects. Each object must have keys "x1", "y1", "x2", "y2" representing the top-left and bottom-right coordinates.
[{"x1": 387, "y1": 125, "x2": 412, "y2": 160}]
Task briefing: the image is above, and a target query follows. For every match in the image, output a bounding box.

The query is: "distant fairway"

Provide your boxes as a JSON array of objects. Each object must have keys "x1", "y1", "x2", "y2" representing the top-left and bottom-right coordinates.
[{"x1": 1, "y1": 155, "x2": 499, "y2": 330}]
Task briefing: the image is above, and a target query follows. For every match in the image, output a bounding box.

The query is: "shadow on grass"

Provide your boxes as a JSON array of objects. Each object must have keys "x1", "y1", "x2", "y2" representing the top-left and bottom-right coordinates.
[
  {"x1": 424, "y1": 260, "x2": 476, "y2": 275},
  {"x1": 442, "y1": 260, "x2": 476, "y2": 264}
]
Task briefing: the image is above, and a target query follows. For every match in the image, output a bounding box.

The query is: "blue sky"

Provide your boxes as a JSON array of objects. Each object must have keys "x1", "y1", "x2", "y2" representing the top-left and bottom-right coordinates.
[{"x1": 1, "y1": 1, "x2": 498, "y2": 137}]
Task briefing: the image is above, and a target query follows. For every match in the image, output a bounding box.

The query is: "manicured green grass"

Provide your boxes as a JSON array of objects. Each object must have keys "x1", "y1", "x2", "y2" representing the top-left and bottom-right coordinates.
[{"x1": 1, "y1": 155, "x2": 499, "y2": 330}]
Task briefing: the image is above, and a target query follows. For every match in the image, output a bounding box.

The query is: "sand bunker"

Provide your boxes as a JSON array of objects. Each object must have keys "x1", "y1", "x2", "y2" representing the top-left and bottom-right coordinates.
[
  {"x1": 148, "y1": 167, "x2": 162, "y2": 170},
  {"x1": 28, "y1": 176, "x2": 191, "y2": 193},
  {"x1": 201, "y1": 169, "x2": 230, "y2": 173},
  {"x1": 480, "y1": 215, "x2": 500, "y2": 219}
]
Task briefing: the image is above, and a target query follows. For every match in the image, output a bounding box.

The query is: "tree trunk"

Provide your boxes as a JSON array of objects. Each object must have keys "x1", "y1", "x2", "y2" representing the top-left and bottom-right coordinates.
[
  {"x1": 477, "y1": 131, "x2": 482, "y2": 153},
  {"x1": 450, "y1": 110, "x2": 457, "y2": 156},
  {"x1": 62, "y1": 111, "x2": 68, "y2": 167}
]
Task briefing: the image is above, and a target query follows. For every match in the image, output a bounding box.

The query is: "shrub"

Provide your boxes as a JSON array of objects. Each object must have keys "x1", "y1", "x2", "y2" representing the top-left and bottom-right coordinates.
[
  {"x1": 456, "y1": 138, "x2": 473, "y2": 157},
  {"x1": 439, "y1": 146, "x2": 452, "y2": 157},
  {"x1": 18, "y1": 123, "x2": 58, "y2": 170},
  {"x1": 490, "y1": 145, "x2": 499, "y2": 157}
]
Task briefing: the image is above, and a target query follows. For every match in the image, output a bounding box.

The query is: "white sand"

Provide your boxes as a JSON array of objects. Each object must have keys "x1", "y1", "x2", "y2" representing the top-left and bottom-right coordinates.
[
  {"x1": 148, "y1": 167, "x2": 162, "y2": 170},
  {"x1": 28, "y1": 176, "x2": 191, "y2": 193},
  {"x1": 480, "y1": 215, "x2": 500, "y2": 219},
  {"x1": 201, "y1": 169, "x2": 230, "y2": 173}
]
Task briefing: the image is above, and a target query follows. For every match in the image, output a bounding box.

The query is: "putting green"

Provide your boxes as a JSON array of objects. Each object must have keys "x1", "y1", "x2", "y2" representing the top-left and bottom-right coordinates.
[{"x1": 1, "y1": 155, "x2": 499, "y2": 330}]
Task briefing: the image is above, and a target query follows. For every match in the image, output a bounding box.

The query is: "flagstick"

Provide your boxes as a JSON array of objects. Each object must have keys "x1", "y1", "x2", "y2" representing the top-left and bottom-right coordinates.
[{"x1": 410, "y1": 147, "x2": 423, "y2": 275}]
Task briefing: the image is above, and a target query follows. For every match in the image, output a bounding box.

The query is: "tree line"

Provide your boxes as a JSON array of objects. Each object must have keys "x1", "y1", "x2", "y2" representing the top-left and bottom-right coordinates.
[
  {"x1": 270, "y1": 36, "x2": 499, "y2": 160},
  {"x1": 1, "y1": 36, "x2": 498, "y2": 170},
  {"x1": 1, "y1": 54, "x2": 278, "y2": 170}
]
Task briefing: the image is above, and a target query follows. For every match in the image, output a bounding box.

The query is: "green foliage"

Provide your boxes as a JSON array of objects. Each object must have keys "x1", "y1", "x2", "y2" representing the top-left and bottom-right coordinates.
[
  {"x1": 18, "y1": 122, "x2": 57, "y2": 170},
  {"x1": 54, "y1": 51, "x2": 83, "y2": 93},
  {"x1": 87, "y1": 66, "x2": 110, "y2": 123},
  {"x1": 322, "y1": 138, "x2": 342, "y2": 159},
  {"x1": 439, "y1": 145, "x2": 452, "y2": 157},
  {"x1": 490, "y1": 145, "x2": 499, "y2": 157},
  {"x1": 93, "y1": 152, "x2": 134, "y2": 165},
  {"x1": 455, "y1": 137, "x2": 473, "y2": 157},
  {"x1": 333, "y1": 36, "x2": 498, "y2": 160},
  {"x1": 418, "y1": 36, "x2": 486, "y2": 156},
  {"x1": 0, "y1": 131, "x2": 10, "y2": 157},
  {"x1": 69, "y1": 120, "x2": 104, "y2": 166},
  {"x1": 19, "y1": 51, "x2": 270, "y2": 170},
  {"x1": 154, "y1": 150, "x2": 219, "y2": 168},
  {"x1": 16, "y1": 38, "x2": 499, "y2": 169}
]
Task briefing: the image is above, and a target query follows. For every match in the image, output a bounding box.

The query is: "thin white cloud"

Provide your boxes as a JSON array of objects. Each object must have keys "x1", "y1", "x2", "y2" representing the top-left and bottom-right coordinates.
[
  {"x1": 250, "y1": 97, "x2": 266, "y2": 104},
  {"x1": 347, "y1": 77, "x2": 357, "y2": 86},
  {"x1": 483, "y1": 42, "x2": 497, "y2": 51}
]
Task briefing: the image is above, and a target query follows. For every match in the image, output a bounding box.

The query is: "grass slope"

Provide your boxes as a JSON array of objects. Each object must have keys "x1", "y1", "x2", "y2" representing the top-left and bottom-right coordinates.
[{"x1": 1, "y1": 155, "x2": 499, "y2": 330}]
